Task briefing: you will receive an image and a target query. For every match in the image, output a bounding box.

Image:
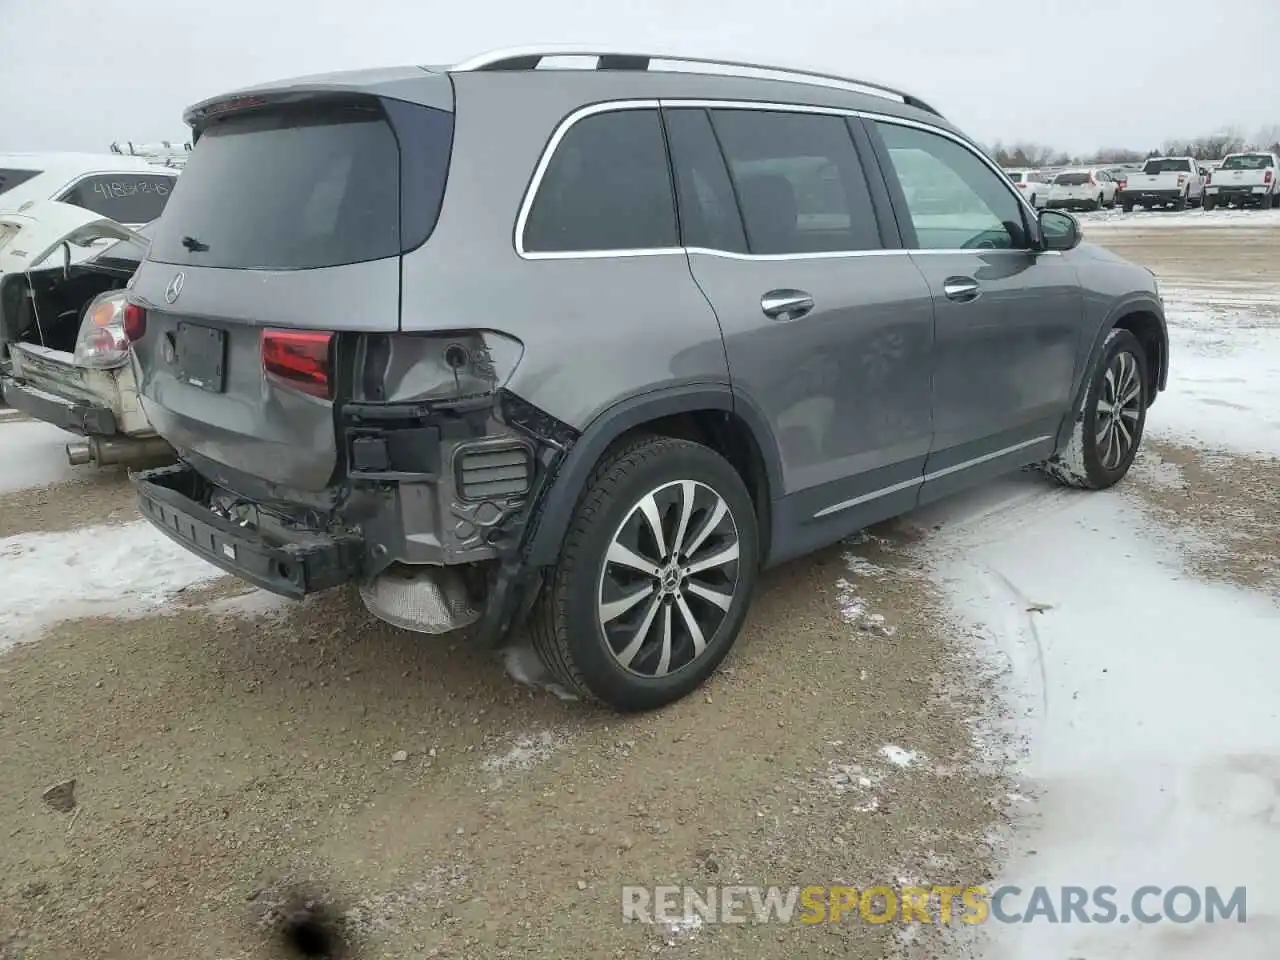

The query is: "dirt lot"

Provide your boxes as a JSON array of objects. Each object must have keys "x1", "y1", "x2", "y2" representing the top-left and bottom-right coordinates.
[{"x1": 1, "y1": 217, "x2": 1277, "y2": 960}]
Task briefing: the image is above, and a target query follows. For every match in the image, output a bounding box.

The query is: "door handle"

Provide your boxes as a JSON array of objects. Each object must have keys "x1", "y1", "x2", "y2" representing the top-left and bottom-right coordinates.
[
  {"x1": 761, "y1": 289, "x2": 815, "y2": 321},
  {"x1": 942, "y1": 277, "x2": 981, "y2": 302}
]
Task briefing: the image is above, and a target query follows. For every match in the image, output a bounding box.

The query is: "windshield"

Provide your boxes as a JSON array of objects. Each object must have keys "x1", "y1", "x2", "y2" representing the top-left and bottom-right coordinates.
[
  {"x1": 1142, "y1": 158, "x2": 1193, "y2": 174},
  {"x1": 0, "y1": 168, "x2": 40, "y2": 196},
  {"x1": 1054, "y1": 172, "x2": 1091, "y2": 185},
  {"x1": 1220, "y1": 154, "x2": 1274, "y2": 171},
  {"x1": 150, "y1": 98, "x2": 453, "y2": 270}
]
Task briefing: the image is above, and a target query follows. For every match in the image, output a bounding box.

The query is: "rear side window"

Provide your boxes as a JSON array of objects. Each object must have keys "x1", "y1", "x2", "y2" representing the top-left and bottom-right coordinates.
[
  {"x1": 523, "y1": 109, "x2": 677, "y2": 253},
  {"x1": 59, "y1": 174, "x2": 174, "y2": 223},
  {"x1": 709, "y1": 109, "x2": 879, "y2": 255},
  {"x1": 150, "y1": 97, "x2": 452, "y2": 270},
  {"x1": 0, "y1": 168, "x2": 40, "y2": 195}
]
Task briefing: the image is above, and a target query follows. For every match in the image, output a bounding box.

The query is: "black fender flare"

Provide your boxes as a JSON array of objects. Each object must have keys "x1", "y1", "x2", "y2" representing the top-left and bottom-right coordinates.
[
  {"x1": 1056, "y1": 292, "x2": 1167, "y2": 448},
  {"x1": 521, "y1": 383, "x2": 784, "y2": 568}
]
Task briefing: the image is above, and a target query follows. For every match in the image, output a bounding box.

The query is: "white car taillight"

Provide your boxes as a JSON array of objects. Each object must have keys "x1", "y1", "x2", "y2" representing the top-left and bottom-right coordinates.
[{"x1": 73, "y1": 291, "x2": 132, "y2": 368}]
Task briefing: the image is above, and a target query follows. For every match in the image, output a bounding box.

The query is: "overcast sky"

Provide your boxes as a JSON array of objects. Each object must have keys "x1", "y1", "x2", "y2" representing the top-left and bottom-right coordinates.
[{"x1": 3, "y1": 0, "x2": 1277, "y2": 155}]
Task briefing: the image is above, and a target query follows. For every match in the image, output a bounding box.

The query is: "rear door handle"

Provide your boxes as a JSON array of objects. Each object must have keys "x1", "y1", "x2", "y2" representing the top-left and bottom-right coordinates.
[
  {"x1": 761, "y1": 289, "x2": 815, "y2": 321},
  {"x1": 942, "y1": 277, "x2": 981, "y2": 302}
]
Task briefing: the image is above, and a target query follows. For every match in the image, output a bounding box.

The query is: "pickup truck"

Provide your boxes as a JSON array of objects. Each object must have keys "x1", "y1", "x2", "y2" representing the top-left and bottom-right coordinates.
[
  {"x1": 1117, "y1": 157, "x2": 1204, "y2": 211},
  {"x1": 1203, "y1": 152, "x2": 1280, "y2": 209}
]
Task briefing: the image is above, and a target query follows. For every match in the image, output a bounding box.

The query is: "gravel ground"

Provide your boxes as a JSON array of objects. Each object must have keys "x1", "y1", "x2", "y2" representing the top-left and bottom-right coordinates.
[{"x1": 0, "y1": 217, "x2": 1275, "y2": 960}]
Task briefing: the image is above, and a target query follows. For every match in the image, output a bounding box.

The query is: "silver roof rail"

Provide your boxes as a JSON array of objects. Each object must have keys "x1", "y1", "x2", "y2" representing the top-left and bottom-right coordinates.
[{"x1": 450, "y1": 45, "x2": 942, "y2": 118}]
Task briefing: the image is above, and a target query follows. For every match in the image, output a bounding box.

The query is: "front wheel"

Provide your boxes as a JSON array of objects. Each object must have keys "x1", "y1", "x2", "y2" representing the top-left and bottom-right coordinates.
[
  {"x1": 529, "y1": 435, "x2": 759, "y2": 711},
  {"x1": 1040, "y1": 328, "x2": 1149, "y2": 490}
]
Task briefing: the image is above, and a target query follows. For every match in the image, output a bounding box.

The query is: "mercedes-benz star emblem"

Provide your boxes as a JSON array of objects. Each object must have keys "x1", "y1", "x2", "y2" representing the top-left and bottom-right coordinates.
[{"x1": 164, "y1": 271, "x2": 185, "y2": 305}]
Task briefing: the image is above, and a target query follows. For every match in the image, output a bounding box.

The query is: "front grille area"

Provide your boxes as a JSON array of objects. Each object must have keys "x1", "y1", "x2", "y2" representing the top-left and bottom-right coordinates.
[{"x1": 455, "y1": 442, "x2": 532, "y2": 502}]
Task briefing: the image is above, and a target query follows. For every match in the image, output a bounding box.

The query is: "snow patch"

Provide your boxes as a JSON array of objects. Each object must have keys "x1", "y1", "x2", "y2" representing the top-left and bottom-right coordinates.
[
  {"x1": 500, "y1": 640, "x2": 579, "y2": 701},
  {"x1": 880, "y1": 744, "x2": 923, "y2": 769},
  {"x1": 0, "y1": 420, "x2": 81, "y2": 493},
  {"x1": 481, "y1": 730, "x2": 566, "y2": 774},
  {"x1": 203, "y1": 589, "x2": 296, "y2": 620},
  {"x1": 0, "y1": 521, "x2": 223, "y2": 649}
]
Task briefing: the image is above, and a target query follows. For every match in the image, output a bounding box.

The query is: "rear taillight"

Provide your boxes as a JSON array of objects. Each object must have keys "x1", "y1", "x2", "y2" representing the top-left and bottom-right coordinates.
[
  {"x1": 262, "y1": 329, "x2": 333, "y2": 399},
  {"x1": 75, "y1": 294, "x2": 132, "y2": 368},
  {"x1": 122, "y1": 302, "x2": 147, "y2": 341},
  {"x1": 1176, "y1": 174, "x2": 1187, "y2": 184},
  {"x1": 1266, "y1": 169, "x2": 1274, "y2": 185},
  {"x1": 1015, "y1": 182, "x2": 1026, "y2": 189},
  {"x1": 1205, "y1": 172, "x2": 1212, "y2": 184}
]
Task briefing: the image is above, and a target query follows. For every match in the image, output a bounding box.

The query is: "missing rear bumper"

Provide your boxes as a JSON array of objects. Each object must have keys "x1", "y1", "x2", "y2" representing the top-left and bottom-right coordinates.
[{"x1": 135, "y1": 463, "x2": 364, "y2": 598}]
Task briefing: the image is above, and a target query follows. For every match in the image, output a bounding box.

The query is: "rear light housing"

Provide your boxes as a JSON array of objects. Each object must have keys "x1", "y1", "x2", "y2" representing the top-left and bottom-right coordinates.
[
  {"x1": 1205, "y1": 172, "x2": 1212, "y2": 184},
  {"x1": 122, "y1": 301, "x2": 147, "y2": 342},
  {"x1": 262, "y1": 328, "x2": 334, "y2": 399},
  {"x1": 74, "y1": 293, "x2": 133, "y2": 368},
  {"x1": 1266, "y1": 169, "x2": 1274, "y2": 185}
]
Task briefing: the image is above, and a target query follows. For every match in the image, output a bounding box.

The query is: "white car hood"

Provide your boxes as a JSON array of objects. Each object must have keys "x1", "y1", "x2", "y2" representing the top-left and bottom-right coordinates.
[{"x1": 0, "y1": 200, "x2": 144, "y2": 277}]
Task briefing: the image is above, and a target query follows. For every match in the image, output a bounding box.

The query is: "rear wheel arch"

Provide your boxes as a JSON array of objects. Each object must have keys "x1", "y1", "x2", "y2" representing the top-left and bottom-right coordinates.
[{"x1": 522, "y1": 386, "x2": 781, "y2": 569}]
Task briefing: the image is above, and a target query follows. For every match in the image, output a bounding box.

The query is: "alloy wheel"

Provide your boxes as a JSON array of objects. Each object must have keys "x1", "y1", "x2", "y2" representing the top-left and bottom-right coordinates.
[
  {"x1": 597, "y1": 479, "x2": 740, "y2": 678},
  {"x1": 1096, "y1": 349, "x2": 1143, "y2": 470}
]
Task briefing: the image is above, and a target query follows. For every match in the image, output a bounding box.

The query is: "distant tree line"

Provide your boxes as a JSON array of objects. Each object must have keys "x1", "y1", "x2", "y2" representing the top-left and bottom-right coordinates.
[{"x1": 984, "y1": 124, "x2": 1280, "y2": 167}]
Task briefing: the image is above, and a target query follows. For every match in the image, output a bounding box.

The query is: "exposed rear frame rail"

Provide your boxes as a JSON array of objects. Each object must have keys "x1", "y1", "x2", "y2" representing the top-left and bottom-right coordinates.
[{"x1": 450, "y1": 46, "x2": 944, "y2": 119}]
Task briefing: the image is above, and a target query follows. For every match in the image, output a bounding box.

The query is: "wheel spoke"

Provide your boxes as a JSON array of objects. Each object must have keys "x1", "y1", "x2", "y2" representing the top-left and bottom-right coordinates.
[
  {"x1": 686, "y1": 580, "x2": 733, "y2": 611},
  {"x1": 654, "y1": 604, "x2": 674, "y2": 676},
  {"x1": 1096, "y1": 418, "x2": 1113, "y2": 445},
  {"x1": 1096, "y1": 399, "x2": 1114, "y2": 415},
  {"x1": 1115, "y1": 416, "x2": 1132, "y2": 451},
  {"x1": 1103, "y1": 365, "x2": 1117, "y2": 403},
  {"x1": 682, "y1": 497, "x2": 727, "y2": 559},
  {"x1": 615, "y1": 593, "x2": 663, "y2": 669},
  {"x1": 675, "y1": 594, "x2": 707, "y2": 657},
  {"x1": 1119, "y1": 406, "x2": 1140, "y2": 422},
  {"x1": 670, "y1": 481, "x2": 696, "y2": 556},
  {"x1": 1104, "y1": 424, "x2": 1121, "y2": 468},
  {"x1": 686, "y1": 541, "x2": 740, "y2": 576},
  {"x1": 637, "y1": 493, "x2": 667, "y2": 560},
  {"x1": 606, "y1": 541, "x2": 662, "y2": 578},
  {"x1": 600, "y1": 583, "x2": 656, "y2": 624},
  {"x1": 1120, "y1": 381, "x2": 1141, "y2": 408}
]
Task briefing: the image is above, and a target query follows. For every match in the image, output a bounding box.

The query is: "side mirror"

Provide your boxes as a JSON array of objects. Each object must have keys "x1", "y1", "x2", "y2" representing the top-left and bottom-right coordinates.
[{"x1": 1037, "y1": 209, "x2": 1081, "y2": 252}]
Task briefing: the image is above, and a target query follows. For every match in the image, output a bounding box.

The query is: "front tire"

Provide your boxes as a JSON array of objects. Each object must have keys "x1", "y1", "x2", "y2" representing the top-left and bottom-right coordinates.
[
  {"x1": 1041, "y1": 329, "x2": 1149, "y2": 490},
  {"x1": 529, "y1": 435, "x2": 759, "y2": 711}
]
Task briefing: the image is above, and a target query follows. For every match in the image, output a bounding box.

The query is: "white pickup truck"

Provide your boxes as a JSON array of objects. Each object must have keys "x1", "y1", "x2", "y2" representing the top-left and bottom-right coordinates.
[
  {"x1": 1204, "y1": 152, "x2": 1280, "y2": 209},
  {"x1": 1116, "y1": 157, "x2": 1204, "y2": 211}
]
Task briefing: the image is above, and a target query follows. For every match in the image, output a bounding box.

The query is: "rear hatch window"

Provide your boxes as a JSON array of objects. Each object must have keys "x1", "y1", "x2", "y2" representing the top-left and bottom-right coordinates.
[
  {"x1": 149, "y1": 97, "x2": 453, "y2": 270},
  {"x1": 0, "y1": 168, "x2": 40, "y2": 195},
  {"x1": 1220, "y1": 154, "x2": 1273, "y2": 171},
  {"x1": 1007, "y1": 172, "x2": 1023, "y2": 183},
  {"x1": 1054, "y1": 172, "x2": 1091, "y2": 186}
]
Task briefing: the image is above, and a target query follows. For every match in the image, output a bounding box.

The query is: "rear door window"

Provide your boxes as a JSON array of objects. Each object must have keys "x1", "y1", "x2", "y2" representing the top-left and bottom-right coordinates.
[
  {"x1": 522, "y1": 108, "x2": 677, "y2": 254},
  {"x1": 0, "y1": 168, "x2": 40, "y2": 195},
  {"x1": 663, "y1": 108, "x2": 747, "y2": 254},
  {"x1": 59, "y1": 174, "x2": 175, "y2": 223},
  {"x1": 708, "y1": 109, "x2": 880, "y2": 255},
  {"x1": 149, "y1": 97, "x2": 452, "y2": 269}
]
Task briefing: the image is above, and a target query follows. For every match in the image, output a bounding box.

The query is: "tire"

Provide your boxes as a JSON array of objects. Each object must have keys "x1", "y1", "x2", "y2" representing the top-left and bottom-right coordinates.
[
  {"x1": 1041, "y1": 328, "x2": 1149, "y2": 490},
  {"x1": 1272, "y1": 192, "x2": 1280, "y2": 209},
  {"x1": 1092, "y1": 195, "x2": 1103, "y2": 211},
  {"x1": 1122, "y1": 202, "x2": 1134, "y2": 212},
  {"x1": 1173, "y1": 192, "x2": 1187, "y2": 211},
  {"x1": 1203, "y1": 196, "x2": 1216, "y2": 211},
  {"x1": 528, "y1": 435, "x2": 759, "y2": 711}
]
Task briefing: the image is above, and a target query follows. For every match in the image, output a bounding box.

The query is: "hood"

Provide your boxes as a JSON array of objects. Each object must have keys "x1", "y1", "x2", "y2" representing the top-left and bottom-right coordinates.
[{"x1": 0, "y1": 200, "x2": 145, "y2": 277}]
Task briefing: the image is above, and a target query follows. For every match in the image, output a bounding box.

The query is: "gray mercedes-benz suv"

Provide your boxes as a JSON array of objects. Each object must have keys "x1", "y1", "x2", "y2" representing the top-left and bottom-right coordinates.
[{"x1": 128, "y1": 48, "x2": 1168, "y2": 711}]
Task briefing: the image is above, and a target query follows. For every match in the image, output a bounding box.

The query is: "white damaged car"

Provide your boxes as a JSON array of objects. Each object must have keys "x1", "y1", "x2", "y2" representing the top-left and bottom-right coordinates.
[{"x1": 0, "y1": 201, "x2": 174, "y2": 468}]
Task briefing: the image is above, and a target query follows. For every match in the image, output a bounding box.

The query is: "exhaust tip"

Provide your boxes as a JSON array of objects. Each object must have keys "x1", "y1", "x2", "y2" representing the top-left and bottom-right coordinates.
[{"x1": 66, "y1": 441, "x2": 92, "y2": 466}]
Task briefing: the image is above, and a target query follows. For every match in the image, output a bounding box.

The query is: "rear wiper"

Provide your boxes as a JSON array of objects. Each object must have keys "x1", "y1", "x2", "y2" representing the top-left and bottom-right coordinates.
[{"x1": 181, "y1": 235, "x2": 209, "y2": 252}]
